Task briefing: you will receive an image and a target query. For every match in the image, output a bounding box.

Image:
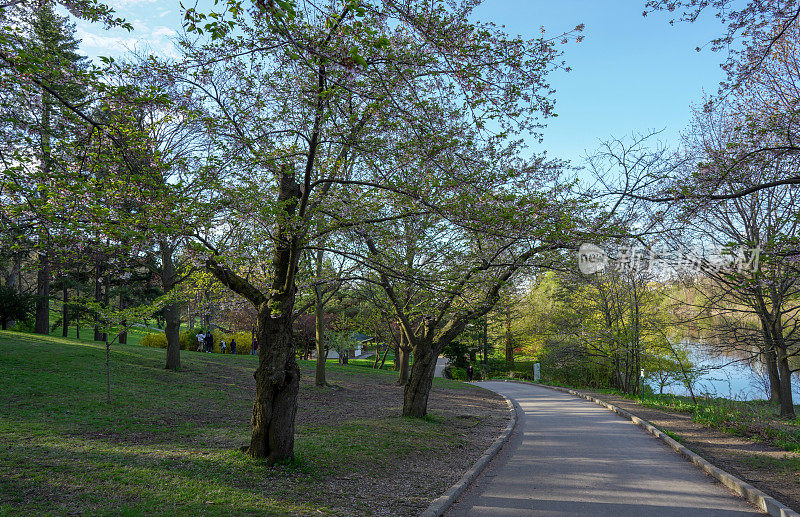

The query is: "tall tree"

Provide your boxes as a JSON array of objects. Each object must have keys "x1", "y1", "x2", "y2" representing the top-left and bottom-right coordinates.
[
  {"x1": 176, "y1": 0, "x2": 581, "y2": 461},
  {"x1": 0, "y1": 0, "x2": 89, "y2": 335}
]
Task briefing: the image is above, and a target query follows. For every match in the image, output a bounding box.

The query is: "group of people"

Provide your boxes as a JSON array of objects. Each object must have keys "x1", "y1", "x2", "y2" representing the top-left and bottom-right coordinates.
[
  {"x1": 195, "y1": 330, "x2": 259, "y2": 356},
  {"x1": 195, "y1": 331, "x2": 215, "y2": 353}
]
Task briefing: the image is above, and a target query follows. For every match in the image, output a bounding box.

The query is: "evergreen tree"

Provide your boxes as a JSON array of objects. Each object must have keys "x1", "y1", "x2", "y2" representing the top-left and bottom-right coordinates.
[{"x1": 0, "y1": 0, "x2": 90, "y2": 335}]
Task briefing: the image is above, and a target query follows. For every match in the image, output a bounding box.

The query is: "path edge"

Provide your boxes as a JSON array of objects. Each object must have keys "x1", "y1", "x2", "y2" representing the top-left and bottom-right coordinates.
[
  {"x1": 419, "y1": 390, "x2": 518, "y2": 517},
  {"x1": 501, "y1": 379, "x2": 798, "y2": 517}
]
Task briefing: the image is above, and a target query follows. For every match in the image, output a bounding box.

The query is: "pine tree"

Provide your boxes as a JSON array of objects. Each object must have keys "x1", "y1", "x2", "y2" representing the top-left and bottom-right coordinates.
[{"x1": 14, "y1": 1, "x2": 89, "y2": 334}]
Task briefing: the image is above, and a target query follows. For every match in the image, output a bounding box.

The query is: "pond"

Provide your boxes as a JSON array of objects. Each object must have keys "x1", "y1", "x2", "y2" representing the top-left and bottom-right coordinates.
[{"x1": 648, "y1": 340, "x2": 800, "y2": 401}]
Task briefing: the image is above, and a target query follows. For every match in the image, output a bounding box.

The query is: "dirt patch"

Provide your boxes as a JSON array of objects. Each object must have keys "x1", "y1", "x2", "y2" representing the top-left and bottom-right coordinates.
[
  {"x1": 573, "y1": 388, "x2": 800, "y2": 512},
  {"x1": 291, "y1": 368, "x2": 510, "y2": 516}
]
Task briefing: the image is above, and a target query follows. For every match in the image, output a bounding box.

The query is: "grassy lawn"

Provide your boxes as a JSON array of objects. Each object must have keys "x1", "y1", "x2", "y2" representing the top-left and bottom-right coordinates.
[
  {"x1": 0, "y1": 331, "x2": 492, "y2": 516},
  {"x1": 569, "y1": 387, "x2": 800, "y2": 453}
]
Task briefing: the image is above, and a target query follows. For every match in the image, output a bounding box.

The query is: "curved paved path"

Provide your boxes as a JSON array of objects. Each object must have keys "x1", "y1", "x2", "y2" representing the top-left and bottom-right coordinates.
[{"x1": 446, "y1": 381, "x2": 763, "y2": 516}]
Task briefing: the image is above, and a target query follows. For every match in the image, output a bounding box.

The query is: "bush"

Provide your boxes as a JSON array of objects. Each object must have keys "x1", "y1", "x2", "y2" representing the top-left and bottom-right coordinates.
[
  {"x1": 448, "y1": 366, "x2": 467, "y2": 381},
  {"x1": 485, "y1": 357, "x2": 541, "y2": 381},
  {"x1": 0, "y1": 285, "x2": 35, "y2": 331},
  {"x1": 141, "y1": 333, "x2": 168, "y2": 348},
  {"x1": 9, "y1": 318, "x2": 34, "y2": 333}
]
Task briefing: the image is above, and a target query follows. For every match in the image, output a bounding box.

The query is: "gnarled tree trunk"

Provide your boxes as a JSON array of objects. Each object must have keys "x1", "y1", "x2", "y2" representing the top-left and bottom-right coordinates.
[
  {"x1": 207, "y1": 173, "x2": 303, "y2": 464},
  {"x1": 248, "y1": 310, "x2": 300, "y2": 461},
  {"x1": 402, "y1": 339, "x2": 439, "y2": 417}
]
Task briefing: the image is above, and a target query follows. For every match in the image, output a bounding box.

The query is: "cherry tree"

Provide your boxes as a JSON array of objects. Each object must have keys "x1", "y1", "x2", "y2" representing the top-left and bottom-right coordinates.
[{"x1": 169, "y1": 0, "x2": 582, "y2": 462}]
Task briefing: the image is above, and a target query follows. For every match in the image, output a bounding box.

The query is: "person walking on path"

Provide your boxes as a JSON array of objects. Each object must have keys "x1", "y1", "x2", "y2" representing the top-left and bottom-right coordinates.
[
  {"x1": 204, "y1": 332, "x2": 214, "y2": 353},
  {"x1": 251, "y1": 336, "x2": 258, "y2": 355},
  {"x1": 196, "y1": 332, "x2": 205, "y2": 352},
  {"x1": 230, "y1": 338, "x2": 237, "y2": 355},
  {"x1": 467, "y1": 365, "x2": 474, "y2": 381}
]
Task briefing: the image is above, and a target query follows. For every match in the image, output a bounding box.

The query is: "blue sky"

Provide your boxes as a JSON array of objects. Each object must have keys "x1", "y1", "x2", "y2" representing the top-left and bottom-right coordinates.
[
  {"x1": 472, "y1": 1, "x2": 727, "y2": 164},
  {"x1": 74, "y1": 1, "x2": 728, "y2": 165}
]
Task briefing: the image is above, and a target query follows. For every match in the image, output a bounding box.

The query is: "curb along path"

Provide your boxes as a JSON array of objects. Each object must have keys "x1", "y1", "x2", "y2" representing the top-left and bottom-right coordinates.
[
  {"x1": 420, "y1": 392, "x2": 518, "y2": 517},
  {"x1": 433, "y1": 381, "x2": 767, "y2": 517},
  {"x1": 534, "y1": 381, "x2": 799, "y2": 517}
]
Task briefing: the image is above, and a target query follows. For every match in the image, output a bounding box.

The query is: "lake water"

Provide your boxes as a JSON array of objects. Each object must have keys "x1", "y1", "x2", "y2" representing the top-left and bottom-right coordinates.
[{"x1": 648, "y1": 341, "x2": 800, "y2": 401}]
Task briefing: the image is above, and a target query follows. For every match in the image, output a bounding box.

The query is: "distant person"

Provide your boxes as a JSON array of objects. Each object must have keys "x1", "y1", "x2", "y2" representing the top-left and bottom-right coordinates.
[
  {"x1": 205, "y1": 332, "x2": 214, "y2": 353},
  {"x1": 230, "y1": 339, "x2": 237, "y2": 355},
  {"x1": 467, "y1": 365, "x2": 474, "y2": 381},
  {"x1": 221, "y1": 340, "x2": 227, "y2": 354},
  {"x1": 251, "y1": 336, "x2": 258, "y2": 355},
  {"x1": 196, "y1": 332, "x2": 205, "y2": 352}
]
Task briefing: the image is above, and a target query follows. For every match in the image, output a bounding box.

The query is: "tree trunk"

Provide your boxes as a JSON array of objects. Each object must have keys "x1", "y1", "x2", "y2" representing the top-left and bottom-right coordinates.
[
  {"x1": 504, "y1": 308, "x2": 514, "y2": 368},
  {"x1": 314, "y1": 249, "x2": 326, "y2": 386},
  {"x1": 757, "y1": 313, "x2": 783, "y2": 405},
  {"x1": 397, "y1": 347, "x2": 410, "y2": 385},
  {"x1": 9, "y1": 255, "x2": 21, "y2": 294},
  {"x1": 94, "y1": 262, "x2": 104, "y2": 342},
  {"x1": 118, "y1": 291, "x2": 128, "y2": 345},
  {"x1": 206, "y1": 171, "x2": 303, "y2": 463},
  {"x1": 378, "y1": 344, "x2": 390, "y2": 369},
  {"x1": 164, "y1": 302, "x2": 180, "y2": 369},
  {"x1": 248, "y1": 313, "x2": 300, "y2": 462},
  {"x1": 35, "y1": 91, "x2": 52, "y2": 336},
  {"x1": 161, "y1": 243, "x2": 181, "y2": 370},
  {"x1": 763, "y1": 338, "x2": 782, "y2": 405},
  {"x1": 482, "y1": 319, "x2": 488, "y2": 364},
  {"x1": 775, "y1": 331, "x2": 796, "y2": 418},
  {"x1": 34, "y1": 252, "x2": 50, "y2": 335},
  {"x1": 62, "y1": 281, "x2": 69, "y2": 338},
  {"x1": 402, "y1": 340, "x2": 438, "y2": 417},
  {"x1": 397, "y1": 328, "x2": 410, "y2": 385},
  {"x1": 778, "y1": 354, "x2": 795, "y2": 418}
]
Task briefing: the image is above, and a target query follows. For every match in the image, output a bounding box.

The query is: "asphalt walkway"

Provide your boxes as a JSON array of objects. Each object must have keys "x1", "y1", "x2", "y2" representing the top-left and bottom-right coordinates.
[{"x1": 446, "y1": 381, "x2": 763, "y2": 516}]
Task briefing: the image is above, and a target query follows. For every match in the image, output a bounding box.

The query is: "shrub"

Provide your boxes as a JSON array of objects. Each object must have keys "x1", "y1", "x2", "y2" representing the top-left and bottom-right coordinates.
[
  {"x1": 141, "y1": 333, "x2": 168, "y2": 348},
  {"x1": 0, "y1": 285, "x2": 35, "y2": 330},
  {"x1": 449, "y1": 367, "x2": 467, "y2": 381}
]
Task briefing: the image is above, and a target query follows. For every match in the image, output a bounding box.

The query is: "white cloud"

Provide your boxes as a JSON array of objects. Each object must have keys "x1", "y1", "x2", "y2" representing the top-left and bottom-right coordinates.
[
  {"x1": 152, "y1": 26, "x2": 177, "y2": 39},
  {"x1": 76, "y1": 28, "x2": 139, "y2": 52}
]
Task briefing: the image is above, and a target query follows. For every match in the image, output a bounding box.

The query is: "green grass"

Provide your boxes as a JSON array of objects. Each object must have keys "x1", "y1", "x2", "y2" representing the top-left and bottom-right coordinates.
[
  {"x1": 740, "y1": 453, "x2": 800, "y2": 477},
  {"x1": 605, "y1": 391, "x2": 800, "y2": 453},
  {"x1": 0, "y1": 330, "x2": 475, "y2": 515},
  {"x1": 661, "y1": 429, "x2": 684, "y2": 443},
  {"x1": 347, "y1": 354, "x2": 400, "y2": 370}
]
